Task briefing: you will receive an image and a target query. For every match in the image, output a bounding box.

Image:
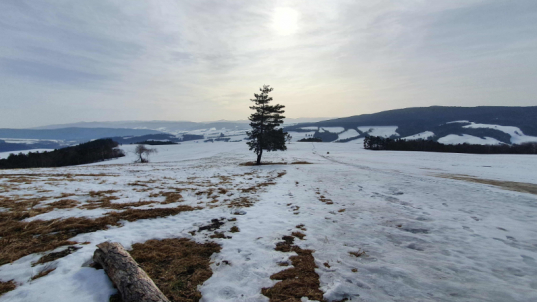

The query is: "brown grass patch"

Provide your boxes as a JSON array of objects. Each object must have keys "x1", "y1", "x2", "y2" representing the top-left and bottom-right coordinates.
[
  {"x1": 290, "y1": 161, "x2": 312, "y2": 165},
  {"x1": 291, "y1": 231, "x2": 305, "y2": 240},
  {"x1": 437, "y1": 174, "x2": 537, "y2": 195},
  {"x1": 262, "y1": 233, "x2": 324, "y2": 302},
  {"x1": 0, "y1": 280, "x2": 16, "y2": 296},
  {"x1": 32, "y1": 246, "x2": 81, "y2": 266},
  {"x1": 230, "y1": 226, "x2": 240, "y2": 233},
  {"x1": 48, "y1": 199, "x2": 80, "y2": 209},
  {"x1": 129, "y1": 238, "x2": 221, "y2": 302},
  {"x1": 0, "y1": 206, "x2": 197, "y2": 265},
  {"x1": 31, "y1": 267, "x2": 56, "y2": 280}
]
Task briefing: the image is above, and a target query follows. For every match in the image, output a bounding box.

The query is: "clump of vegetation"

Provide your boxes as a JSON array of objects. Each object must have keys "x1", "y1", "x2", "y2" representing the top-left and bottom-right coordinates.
[
  {"x1": 33, "y1": 246, "x2": 81, "y2": 266},
  {"x1": 0, "y1": 280, "x2": 16, "y2": 296},
  {"x1": 0, "y1": 139, "x2": 124, "y2": 169},
  {"x1": 129, "y1": 238, "x2": 221, "y2": 302},
  {"x1": 31, "y1": 266, "x2": 56, "y2": 280},
  {"x1": 262, "y1": 233, "x2": 325, "y2": 302}
]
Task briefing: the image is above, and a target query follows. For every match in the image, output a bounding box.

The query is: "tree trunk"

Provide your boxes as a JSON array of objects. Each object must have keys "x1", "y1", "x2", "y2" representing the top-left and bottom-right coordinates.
[
  {"x1": 93, "y1": 242, "x2": 170, "y2": 302},
  {"x1": 256, "y1": 150, "x2": 262, "y2": 165}
]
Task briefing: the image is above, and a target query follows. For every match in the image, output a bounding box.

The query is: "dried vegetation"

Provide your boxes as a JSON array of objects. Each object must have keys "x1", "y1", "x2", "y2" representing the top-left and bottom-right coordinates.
[{"x1": 129, "y1": 238, "x2": 221, "y2": 302}]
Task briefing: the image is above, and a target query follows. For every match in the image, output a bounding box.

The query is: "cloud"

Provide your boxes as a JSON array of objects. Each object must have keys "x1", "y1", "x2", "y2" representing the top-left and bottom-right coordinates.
[{"x1": 0, "y1": 0, "x2": 536, "y2": 127}]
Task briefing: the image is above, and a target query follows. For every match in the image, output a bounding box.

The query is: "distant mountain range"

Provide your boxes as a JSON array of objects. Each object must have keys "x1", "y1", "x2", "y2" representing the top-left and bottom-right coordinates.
[
  {"x1": 284, "y1": 106, "x2": 537, "y2": 144},
  {"x1": 2, "y1": 107, "x2": 536, "y2": 153}
]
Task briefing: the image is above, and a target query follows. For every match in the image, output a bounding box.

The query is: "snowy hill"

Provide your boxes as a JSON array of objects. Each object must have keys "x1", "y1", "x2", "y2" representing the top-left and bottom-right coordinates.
[{"x1": 284, "y1": 106, "x2": 537, "y2": 145}]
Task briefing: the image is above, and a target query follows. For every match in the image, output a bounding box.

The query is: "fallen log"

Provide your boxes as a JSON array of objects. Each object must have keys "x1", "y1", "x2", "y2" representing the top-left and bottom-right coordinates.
[{"x1": 93, "y1": 242, "x2": 170, "y2": 302}]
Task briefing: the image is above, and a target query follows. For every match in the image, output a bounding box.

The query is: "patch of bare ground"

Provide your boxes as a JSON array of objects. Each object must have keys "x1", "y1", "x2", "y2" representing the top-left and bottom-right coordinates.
[
  {"x1": 32, "y1": 246, "x2": 81, "y2": 266},
  {"x1": 290, "y1": 161, "x2": 312, "y2": 165},
  {"x1": 0, "y1": 280, "x2": 16, "y2": 296},
  {"x1": 129, "y1": 238, "x2": 221, "y2": 302},
  {"x1": 437, "y1": 174, "x2": 537, "y2": 195},
  {"x1": 31, "y1": 266, "x2": 56, "y2": 280},
  {"x1": 262, "y1": 232, "x2": 325, "y2": 302},
  {"x1": 0, "y1": 206, "x2": 198, "y2": 265}
]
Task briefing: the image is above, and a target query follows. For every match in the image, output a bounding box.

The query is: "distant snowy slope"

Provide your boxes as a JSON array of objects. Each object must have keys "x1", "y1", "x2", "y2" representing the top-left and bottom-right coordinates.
[
  {"x1": 337, "y1": 129, "x2": 360, "y2": 140},
  {"x1": 358, "y1": 126, "x2": 399, "y2": 138},
  {"x1": 438, "y1": 134, "x2": 502, "y2": 145},
  {"x1": 402, "y1": 131, "x2": 435, "y2": 140},
  {"x1": 462, "y1": 123, "x2": 537, "y2": 144}
]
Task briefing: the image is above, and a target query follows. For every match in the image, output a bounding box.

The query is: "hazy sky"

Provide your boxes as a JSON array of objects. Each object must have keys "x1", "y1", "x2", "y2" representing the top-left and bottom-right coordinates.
[{"x1": 1, "y1": 0, "x2": 536, "y2": 128}]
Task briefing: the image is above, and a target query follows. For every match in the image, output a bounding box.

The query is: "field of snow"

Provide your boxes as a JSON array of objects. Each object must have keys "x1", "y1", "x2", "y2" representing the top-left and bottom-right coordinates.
[
  {"x1": 320, "y1": 127, "x2": 345, "y2": 133},
  {"x1": 357, "y1": 126, "x2": 399, "y2": 138},
  {"x1": 337, "y1": 129, "x2": 360, "y2": 140},
  {"x1": 462, "y1": 123, "x2": 537, "y2": 144},
  {"x1": 438, "y1": 134, "x2": 503, "y2": 145},
  {"x1": 402, "y1": 131, "x2": 435, "y2": 140},
  {"x1": 1, "y1": 142, "x2": 537, "y2": 301},
  {"x1": 300, "y1": 127, "x2": 319, "y2": 131}
]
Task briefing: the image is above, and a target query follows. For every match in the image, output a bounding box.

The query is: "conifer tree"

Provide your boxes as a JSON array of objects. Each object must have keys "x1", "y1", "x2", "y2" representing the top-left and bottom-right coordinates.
[{"x1": 246, "y1": 85, "x2": 287, "y2": 165}]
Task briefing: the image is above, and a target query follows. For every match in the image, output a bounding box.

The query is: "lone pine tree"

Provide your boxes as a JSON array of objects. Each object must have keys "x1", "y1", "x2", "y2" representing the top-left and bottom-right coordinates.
[{"x1": 246, "y1": 85, "x2": 287, "y2": 165}]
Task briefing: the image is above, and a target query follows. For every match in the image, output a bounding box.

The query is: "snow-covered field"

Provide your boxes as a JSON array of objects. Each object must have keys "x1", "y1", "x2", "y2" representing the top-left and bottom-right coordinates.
[
  {"x1": 438, "y1": 134, "x2": 503, "y2": 145},
  {"x1": 1, "y1": 142, "x2": 537, "y2": 302},
  {"x1": 402, "y1": 131, "x2": 435, "y2": 140}
]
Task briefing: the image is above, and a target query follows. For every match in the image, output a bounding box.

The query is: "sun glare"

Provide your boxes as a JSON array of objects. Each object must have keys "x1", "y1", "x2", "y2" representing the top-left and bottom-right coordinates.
[{"x1": 272, "y1": 7, "x2": 299, "y2": 36}]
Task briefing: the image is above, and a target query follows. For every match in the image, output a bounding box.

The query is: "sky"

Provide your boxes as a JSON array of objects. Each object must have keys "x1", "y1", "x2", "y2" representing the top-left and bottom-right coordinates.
[{"x1": 1, "y1": 0, "x2": 536, "y2": 128}]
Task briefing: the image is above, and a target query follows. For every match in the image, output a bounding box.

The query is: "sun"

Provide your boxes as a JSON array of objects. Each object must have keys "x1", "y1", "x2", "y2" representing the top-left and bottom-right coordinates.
[{"x1": 272, "y1": 7, "x2": 299, "y2": 36}]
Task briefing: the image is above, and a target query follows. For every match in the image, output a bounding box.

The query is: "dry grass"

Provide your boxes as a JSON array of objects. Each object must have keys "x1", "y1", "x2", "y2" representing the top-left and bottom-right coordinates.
[
  {"x1": 290, "y1": 161, "x2": 312, "y2": 165},
  {"x1": 31, "y1": 267, "x2": 56, "y2": 280},
  {"x1": 0, "y1": 206, "x2": 198, "y2": 265},
  {"x1": 229, "y1": 226, "x2": 240, "y2": 233},
  {"x1": 262, "y1": 233, "x2": 325, "y2": 302},
  {"x1": 437, "y1": 174, "x2": 537, "y2": 195},
  {"x1": 291, "y1": 231, "x2": 305, "y2": 240},
  {"x1": 296, "y1": 224, "x2": 306, "y2": 231},
  {"x1": 129, "y1": 238, "x2": 221, "y2": 302},
  {"x1": 32, "y1": 246, "x2": 81, "y2": 266},
  {"x1": 0, "y1": 280, "x2": 16, "y2": 296}
]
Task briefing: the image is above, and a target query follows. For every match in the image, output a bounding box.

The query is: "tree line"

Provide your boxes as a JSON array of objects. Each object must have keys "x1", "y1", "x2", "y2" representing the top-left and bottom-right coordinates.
[
  {"x1": 363, "y1": 136, "x2": 537, "y2": 154},
  {"x1": 0, "y1": 139, "x2": 125, "y2": 169}
]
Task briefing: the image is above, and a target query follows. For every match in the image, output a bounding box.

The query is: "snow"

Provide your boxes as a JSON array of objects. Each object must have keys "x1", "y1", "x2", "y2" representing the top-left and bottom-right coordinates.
[
  {"x1": 337, "y1": 129, "x2": 360, "y2": 140},
  {"x1": 438, "y1": 134, "x2": 503, "y2": 145},
  {"x1": 462, "y1": 122, "x2": 537, "y2": 144},
  {"x1": 1, "y1": 142, "x2": 537, "y2": 302},
  {"x1": 357, "y1": 126, "x2": 399, "y2": 138},
  {"x1": 445, "y1": 120, "x2": 470, "y2": 124},
  {"x1": 401, "y1": 131, "x2": 435, "y2": 140},
  {"x1": 300, "y1": 127, "x2": 319, "y2": 131},
  {"x1": 320, "y1": 127, "x2": 344, "y2": 133}
]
